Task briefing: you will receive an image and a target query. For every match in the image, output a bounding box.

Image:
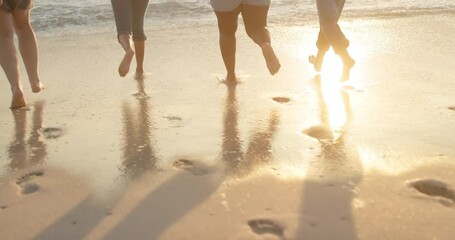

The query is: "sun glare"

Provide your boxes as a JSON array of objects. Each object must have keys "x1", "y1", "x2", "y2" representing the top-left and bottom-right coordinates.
[{"x1": 320, "y1": 51, "x2": 349, "y2": 139}]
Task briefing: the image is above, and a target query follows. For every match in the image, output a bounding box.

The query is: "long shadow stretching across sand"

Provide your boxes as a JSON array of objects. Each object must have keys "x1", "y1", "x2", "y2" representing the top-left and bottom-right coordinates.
[
  {"x1": 34, "y1": 80, "x2": 158, "y2": 239},
  {"x1": 34, "y1": 80, "x2": 281, "y2": 239},
  {"x1": 105, "y1": 81, "x2": 281, "y2": 239},
  {"x1": 296, "y1": 76, "x2": 363, "y2": 239}
]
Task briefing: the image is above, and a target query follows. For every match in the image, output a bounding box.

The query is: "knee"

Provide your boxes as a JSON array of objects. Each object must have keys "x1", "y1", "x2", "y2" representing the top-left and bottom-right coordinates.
[
  {"x1": 132, "y1": 30, "x2": 147, "y2": 42},
  {"x1": 13, "y1": 19, "x2": 32, "y2": 33},
  {"x1": 219, "y1": 30, "x2": 236, "y2": 41},
  {"x1": 219, "y1": 23, "x2": 237, "y2": 38},
  {"x1": 319, "y1": 20, "x2": 337, "y2": 32},
  {"x1": 245, "y1": 26, "x2": 258, "y2": 40},
  {"x1": 245, "y1": 26, "x2": 269, "y2": 45}
]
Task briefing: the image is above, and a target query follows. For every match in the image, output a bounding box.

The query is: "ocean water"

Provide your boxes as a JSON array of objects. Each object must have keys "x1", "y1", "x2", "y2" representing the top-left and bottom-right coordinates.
[{"x1": 29, "y1": 0, "x2": 455, "y2": 34}]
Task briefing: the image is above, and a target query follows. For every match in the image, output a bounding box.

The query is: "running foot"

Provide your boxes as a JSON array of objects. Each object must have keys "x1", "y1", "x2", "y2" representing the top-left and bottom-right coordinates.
[
  {"x1": 134, "y1": 69, "x2": 146, "y2": 80},
  {"x1": 309, "y1": 54, "x2": 323, "y2": 72},
  {"x1": 261, "y1": 43, "x2": 281, "y2": 75},
  {"x1": 224, "y1": 73, "x2": 237, "y2": 83},
  {"x1": 118, "y1": 48, "x2": 135, "y2": 77},
  {"x1": 340, "y1": 57, "x2": 355, "y2": 82},
  {"x1": 30, "y1": 80, "x2": 44, "y2": 93},
  {"x1": 10, "y1": 90, "x2": 26, "y2": 109}
]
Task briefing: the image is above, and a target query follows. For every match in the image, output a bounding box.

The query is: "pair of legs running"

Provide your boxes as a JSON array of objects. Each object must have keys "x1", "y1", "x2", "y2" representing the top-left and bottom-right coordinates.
[
  {"x1": 214, "y1": 4, "x2": 281, "y2": 82},
  {"x1": 309, "y1": 0, "x2": 355, "y2": 82},
  {"x1": 0, "y1": 0, "x2": 44, "y2": 109},
  {"x1": 111, "y1": 0, "x2": 149, "y2": 79}
]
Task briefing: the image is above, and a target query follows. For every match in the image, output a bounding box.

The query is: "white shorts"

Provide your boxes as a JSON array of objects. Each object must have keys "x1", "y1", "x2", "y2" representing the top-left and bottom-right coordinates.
[{"x1": 210, "y1": 0, "x2": 270, "y2": 12}]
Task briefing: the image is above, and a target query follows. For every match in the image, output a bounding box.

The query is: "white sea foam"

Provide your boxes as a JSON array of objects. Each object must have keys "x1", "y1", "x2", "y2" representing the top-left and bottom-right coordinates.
[{"x1": 30, "y1": 0, "x2": 455, "y2": 35}]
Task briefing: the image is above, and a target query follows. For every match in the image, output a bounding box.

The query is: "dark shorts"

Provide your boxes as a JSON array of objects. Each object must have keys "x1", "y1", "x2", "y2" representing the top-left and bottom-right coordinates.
[{"x1": 1, "y1": 0, "x2": 32, "y2": 13}]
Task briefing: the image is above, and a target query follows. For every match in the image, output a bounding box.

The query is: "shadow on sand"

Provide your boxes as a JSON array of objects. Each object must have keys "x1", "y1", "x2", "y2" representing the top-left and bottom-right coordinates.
[
  {"x1": 34, "y1": 79, "x2": 281, "y2": 239},
  {"x1": 296, "y1": 75, "x2": 363, "y2": 239}
]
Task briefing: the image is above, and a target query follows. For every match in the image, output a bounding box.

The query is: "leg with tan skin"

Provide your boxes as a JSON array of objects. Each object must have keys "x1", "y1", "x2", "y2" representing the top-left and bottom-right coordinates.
[
  {"x1": 131, "y1": 0, "x2": 149, "y2": 79},
  {"x1": 133, "y1": 41, "x2": 145, "y2": 79},
  {"x1": 313, "y1": 0, "x2": 354, "y2": 81},
  {"x1": 309, "y1": 31, "x2": 329, "y2": 72},
  {"x1": 12, "y1": 6, "x2": 44, "y2": 93},
  {"x1": 242, "y1": 4, "x2": 280, "y2": 75},
  {"x1": 215, "y1": 7, "x2": 240, "y2": 82},
  {"x1": 117, "y1": 33, "x2": 135, "y2": 77},
  {"x1": 0, "y1": 10, "x2": 26, "y2": 109}
]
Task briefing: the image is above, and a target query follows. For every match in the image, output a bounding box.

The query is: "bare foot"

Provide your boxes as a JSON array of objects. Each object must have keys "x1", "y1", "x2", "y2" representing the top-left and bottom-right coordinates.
[
  {"x1": 261, "y1": 43, "x2": 281, "y2": 75},
  {"x1": 30, "y1": 80, "x2": 45, "y2": 93},
  {"x1": 309, "y1": 55, "x2": 323, "y2": 72},
  {"x1": 134, "y1": 69, "x2": 146, "y2": 80},
  {"x1": 10, "y1": 89, "x2": 26, "y2": 109},
  {"x1": 224, "y1": 73, "x2": 237, "y2": 83},
  {"x1": 340, "y1": 57, "x2": 355, "y2": 82},
  {"x1": 118, "y1": 48, "x2": 135, "y2": 77}
]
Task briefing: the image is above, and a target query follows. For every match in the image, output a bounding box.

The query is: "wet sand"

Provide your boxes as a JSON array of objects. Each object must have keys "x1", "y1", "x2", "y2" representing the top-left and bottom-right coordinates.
[{"x1": 0, "y1": 13, "x2": 455, "y2": 240}]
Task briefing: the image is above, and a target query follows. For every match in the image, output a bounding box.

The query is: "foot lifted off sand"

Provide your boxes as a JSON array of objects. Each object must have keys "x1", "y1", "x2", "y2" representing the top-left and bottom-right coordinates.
[
  {"x1": 118, "y1": 48, "x2": 135, "y2": 77},
  {"x1": 262, "y1": 43, "x2": 281, "y2": 76}
]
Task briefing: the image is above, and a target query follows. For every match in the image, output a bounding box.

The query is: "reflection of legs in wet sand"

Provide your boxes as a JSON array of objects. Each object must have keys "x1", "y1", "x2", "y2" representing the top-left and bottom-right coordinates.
[
  {"x1": 221, "y1": 82, "x2": 280, "y2": 177},
  {"x1": 8, "y1": 101, "x2": 47, "y2": 170},
  {"x1": 297, "y1": 76, "x2": 361, "y2": 239},
  {"x1": 28, "y1": 101, "x2": 47, "y2": 165},
  {"x1": 8, "y1": 110, "x2": 28, "y2": 169},
  {"x1": 121, "y1": 80, "x2": 156, "y2": 179},
  {"x1": 309, "y1": 0, "x2": 355, "y2": 82},
  {"x1": 212, "y1": 2, "x2": 280, "y2": 82},
  {"x1": 0, "y1": 2, "x2": 44, "y2": 109},
  {"x1": 111, "y1": 0, "x2": 149, "y2": 79}
]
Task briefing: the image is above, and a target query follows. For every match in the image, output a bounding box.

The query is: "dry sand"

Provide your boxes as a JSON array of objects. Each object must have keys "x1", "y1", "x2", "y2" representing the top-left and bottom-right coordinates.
[{"x1": 0, "y1": 13, "x2": 455, "y2": 240}]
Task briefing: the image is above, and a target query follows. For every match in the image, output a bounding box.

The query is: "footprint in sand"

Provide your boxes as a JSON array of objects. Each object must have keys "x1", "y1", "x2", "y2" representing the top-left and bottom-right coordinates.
[
  {"x1": 164, "y1": 116, "x2": 183, "y2": 128},
  {"x1": 248, "y1": 219, "x2": 285, "y2": 240},
  {"x1": 172, "y1": 159, "x2": 208, "y2": 176},
  {"x1": 41, "y1": 127, "x2": 64, "y2": 139},
  {"x1": 302, "y1": 125, "x2": 334, "y2": 141},
  {"x1": 16, "y1": 171, "x2": 44, "y2": 195},
  {"x1": 448, "y1": 106, "x2": 455, "y2": 111},
  {"x1": 272, "y1": 97, "x2": 290, "y2": 104},
  {"x1": 408, "y1": 179, "x2": 455, "y2": 207}
]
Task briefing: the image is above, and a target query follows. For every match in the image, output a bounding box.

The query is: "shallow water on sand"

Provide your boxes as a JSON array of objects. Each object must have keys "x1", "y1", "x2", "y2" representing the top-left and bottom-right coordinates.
[{"x1": 0, "y1": 13, "x2": 454, "y2": 196}]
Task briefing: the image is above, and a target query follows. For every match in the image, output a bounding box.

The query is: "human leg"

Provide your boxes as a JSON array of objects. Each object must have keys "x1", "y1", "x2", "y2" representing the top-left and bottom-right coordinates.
[
  {"x1": 111, "y1": 0, "x2": 134, "y2": 77},
  {"x1": 309, "y1": 31, "x2": 330, "y2": 72},
  {"x1": 11, "y1": 3, "x2": 44, "y2": 93},
  {"x1": 0, "y1": 10, "x2": 26, "y2": 109},
  {"x1": 316, "y1": 0, "x2": 354, "y2": 81},
  {"x1": 132, "y1": 0, "x2": 149, "y2": 79},
  {"x1": 214, "y1": 7, "x2": 240, "y2": 81},
  {"x1": 242, "y1": 4, "x2": 280, "y2": 75}
]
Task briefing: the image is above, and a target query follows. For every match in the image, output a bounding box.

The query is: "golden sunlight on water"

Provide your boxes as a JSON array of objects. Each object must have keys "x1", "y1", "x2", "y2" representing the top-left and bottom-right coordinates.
[{"x1": 320, "y1": 53, "x2": 347, "y2": 134}]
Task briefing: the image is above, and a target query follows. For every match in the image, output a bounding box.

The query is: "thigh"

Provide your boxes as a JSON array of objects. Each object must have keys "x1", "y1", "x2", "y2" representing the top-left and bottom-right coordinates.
[
  {"x1": 111, "y1": 0, "x2": 132, "y2": 32},
  {"x1": 215, "y1": 7, "x2": 241, "y2": 35},
  {"x1": 0, "y1": 10, "x2": 14, "y2": 37},
  {"x1": 241, "y1": 4, "x2": 269, "y2": 31},
  {"x1": 316, "y1": 0, "x2": 340, "y2": 23},
  {"x1": 131, "y1": 0, "x2": 149, "y2": 29},
  {"x1": 11, "y1": 7, "x2": 31, "y2": 29}
]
